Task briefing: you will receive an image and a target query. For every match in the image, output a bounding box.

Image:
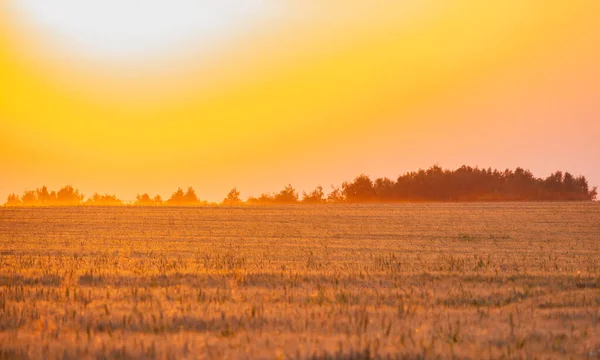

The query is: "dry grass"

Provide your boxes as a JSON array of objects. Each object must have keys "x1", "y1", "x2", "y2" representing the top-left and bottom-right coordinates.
[{"x1": 0, "y1": 203, "x2": 599, "y2": 359}]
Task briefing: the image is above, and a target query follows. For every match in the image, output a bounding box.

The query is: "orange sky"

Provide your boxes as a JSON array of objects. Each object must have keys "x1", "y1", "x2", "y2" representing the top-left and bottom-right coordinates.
[{"x1": 1, "y1": 1, "x2": 599, "y2": 202}]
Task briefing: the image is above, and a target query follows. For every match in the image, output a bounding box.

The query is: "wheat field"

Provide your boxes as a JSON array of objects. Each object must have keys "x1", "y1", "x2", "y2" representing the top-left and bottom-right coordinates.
[{"x1": 0, "y1": 203, "x2": 599, "y2": 359}]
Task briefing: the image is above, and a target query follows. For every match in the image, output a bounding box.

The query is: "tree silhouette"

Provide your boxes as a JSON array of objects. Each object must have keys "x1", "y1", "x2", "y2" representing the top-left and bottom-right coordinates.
[
  {"x1": 245, "y1": 196, "x2": 260, "y2": 204},
  {"x1": 5, "y1": 194, "x2": 21, "y2": 207},
  {"x1": 223, "y1": 188, "x2": 242, "y2": 205},
  {"x1": 3, "y1": 165, "x2": 597, "y2": 207},
  {"x1": 166, "y1": 188, "x2": 185, "y2": 205},
  {"x1": 301, "y1": 185, "x2": 326, "y2": 204},
  {"x1": 373, "y1": 178, "x2": 395, "y2": 201},
  {"x1": 257, "y1": 193, "x2": 275, "y2": 204},
  {"x1": 4, "y1": 186, "x2": 84, "y2": 206},
  {"x1": 21, "y1": 190, "x2": 38, "y2": 206},
  {"x1": 134, "y1": 193, "x2": 163, "y2": 206},
  {"x1": 166, "y1": 187, "x2": 201, "y2": 206},
  {"x1": 36, "y1": 186, "x2": 57, "y2": 205},
  {"x1": 274, "y1": 185, "x2": 299, "y2": 204},
  {"x1": 327, "y1": 185, "x2": 345, "y2": 203},
  {"x1": 590, "y1": 186, "x2": 599, "y2": 200},
  {"x1": 342, "y1": 174, "x2": 376, "y2": 203},
  {"x1": 85, "y1": 193, "x2": 123, "y2": 206},
  {"x1": 135, "y1": 193, "x2": 154, "y2": 206},
  {"x1": 387, "y1": 165, "x2": 596, "y2": 202},
  {"x1": 56, "y1": 186, "x2": 84, "y2": 205},
  {"x1": 246, "y1": 186, "x2": 298, "y2": 205},
  {"x1": 185, "y1": 187, "x2": 200, "y2": 203}
]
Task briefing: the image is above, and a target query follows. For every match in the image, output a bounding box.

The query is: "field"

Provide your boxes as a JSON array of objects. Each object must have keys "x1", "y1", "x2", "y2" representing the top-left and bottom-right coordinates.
[{"x1": 0, "y1": 203, "x2": 599, "y2": 359}]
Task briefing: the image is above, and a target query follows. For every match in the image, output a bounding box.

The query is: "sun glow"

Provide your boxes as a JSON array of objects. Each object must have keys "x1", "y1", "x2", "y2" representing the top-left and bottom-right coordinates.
[{"x1": 1, "y1": 1, "x2": 599, "y2": 201}]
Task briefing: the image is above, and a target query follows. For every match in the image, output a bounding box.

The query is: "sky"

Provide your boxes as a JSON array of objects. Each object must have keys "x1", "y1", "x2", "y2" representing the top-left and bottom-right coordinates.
[{"x1": 1, "y1": 1, "x2": 599, "y2": 202}]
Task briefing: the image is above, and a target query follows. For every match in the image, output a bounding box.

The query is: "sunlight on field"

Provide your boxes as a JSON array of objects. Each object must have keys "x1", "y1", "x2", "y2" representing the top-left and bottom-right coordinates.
[{"x1": 0, "y1": 204, "x2": 599, "y2": 358}]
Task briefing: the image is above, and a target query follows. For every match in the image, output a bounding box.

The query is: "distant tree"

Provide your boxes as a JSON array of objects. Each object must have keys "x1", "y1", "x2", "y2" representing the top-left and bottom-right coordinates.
[
  {"x1": 245, "y1": 193, "x2": 273, "y2": 204},
  {"x1": 166, "y1": 188, "x2": 185, "y2": 205},
  {"x1": 85, "y1": 193, "x2": 122, "y2": 206},
  {"x1": 166, "y1": 187, "x2": 201, "y2": 206},
  {"x1": 21, "y1": 190, "x2": 38, "y2": 206},
  {"x1": 573, "y1": 176, "x2": 596, "y2": 200},
  {"x1": 4, "y1": 193, "x2": 22, "y2": 207},
  {"x1": 301, "y1": 185, "x2": 325, "y2": 204},
  {"x1": 184, "y1": 187, "x2": 200, "y2": 203},
  {"x1": 506, "y1": 167, "x2": 537, "y2": 200},
  {"x1": 258, "y1": 193, "x2": 275, "y2": 204},
  {"x1": 342, "y1": 174, "x2": 376, "y2": 203},
  {"x1": 327, "y1": 185, "x2": 345, "y2": 203},
  {"x1": 563, "y1": 172, "x2": 575, "y2": 188},
  {"x1": 591, "y1": 186, "x2": 599, "y2": 201},
  {"x1": 103, "y1": 194, "x2": 122, "y2": 206},
  {"x1": 273, "y1": 185, "x2": 299, "y2": 204},
  {"x1": 135, "y1": 193, "x2": 163, "y2": 206},
  {"x1": 134, "y1": 193, "x2": 155, "y2": 206},
  {"x1": 246, "y1": 196, "x2": 260, "y2": 204},
  {"x1": 56, "y1": 186, "x2": 84, "y2": 205},
  {"x1": 85, "y1": 193, "x2": 99, "y2": 205},
  {"x1": 373, "y1": 178, "x2": 395, "y2": 201},
  {"x1": 573, "y1": 176, "x2": 588, "y2": 192},
  {"x1": 223, "y1": 188, "x2": 242, "y2": 205},
  {"x1": 36, "y1": 186, "x2": 57, "y2": 205},
  {"x1": 544, "y1": 171, "x2": 564, "y2": 199}
]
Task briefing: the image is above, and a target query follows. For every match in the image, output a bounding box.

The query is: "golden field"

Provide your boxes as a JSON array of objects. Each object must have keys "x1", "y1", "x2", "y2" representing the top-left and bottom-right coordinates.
[{"x1": 0, "y1": 203, "x2": 599, "y2": 359}]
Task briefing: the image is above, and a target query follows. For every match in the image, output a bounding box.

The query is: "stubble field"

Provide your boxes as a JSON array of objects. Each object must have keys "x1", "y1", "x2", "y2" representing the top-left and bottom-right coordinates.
[{"x1": 0, "y1": 203, "x2": 599, "y2": 359}]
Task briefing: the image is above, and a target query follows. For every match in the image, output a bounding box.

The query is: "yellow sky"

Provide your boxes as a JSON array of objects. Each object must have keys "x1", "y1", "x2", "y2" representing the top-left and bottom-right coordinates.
[{"x1": 1, "y1": 1, "x2": 599, "y2": 201}]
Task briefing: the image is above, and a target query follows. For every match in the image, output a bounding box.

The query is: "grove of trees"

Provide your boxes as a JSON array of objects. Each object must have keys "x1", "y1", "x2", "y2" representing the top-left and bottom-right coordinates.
[
  {"x1": 5, "y1": 185, "x2": 84, "y2": 206},
  {"x1": 134, "y1": 193, "x2": 163, "y2": 206},
  {"x1": 341, "y1": 166, "x2": 597, "y2": 202},
  {"x1": 247, "y1": 185, "x2": 299, "y2": 205},
  {"x1": 4, "y1": 165, "x2": 598, "y2": 207},
  {"x1": 85, "y1": 193, "x2": 123, "y2": 206}
]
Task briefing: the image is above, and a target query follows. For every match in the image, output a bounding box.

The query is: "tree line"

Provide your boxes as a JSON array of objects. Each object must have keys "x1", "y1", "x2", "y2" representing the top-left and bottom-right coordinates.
[{"x1": 4, "y1": 165, "x2": 597, "y2": 206}]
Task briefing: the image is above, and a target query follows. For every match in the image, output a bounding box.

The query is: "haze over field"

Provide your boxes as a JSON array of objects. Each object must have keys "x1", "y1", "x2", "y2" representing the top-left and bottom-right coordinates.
[{"x1": 1, "y1": 1, "x2": 599, "y2": 201}]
